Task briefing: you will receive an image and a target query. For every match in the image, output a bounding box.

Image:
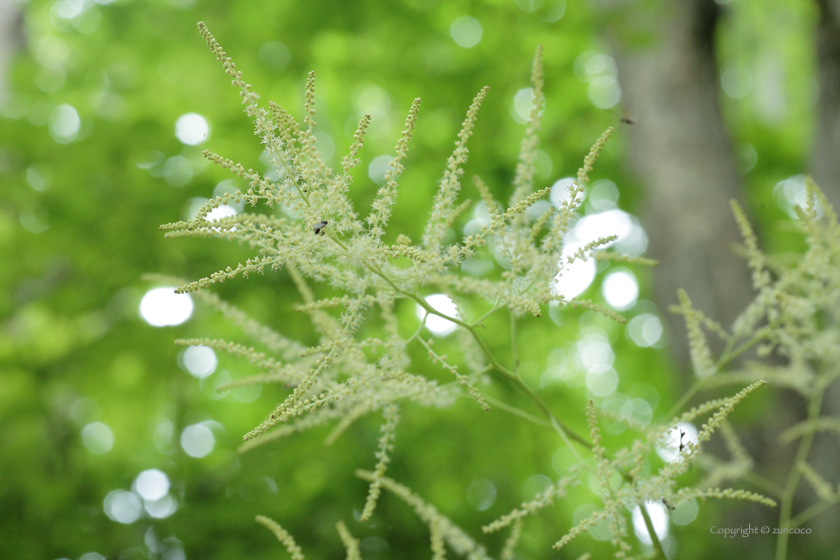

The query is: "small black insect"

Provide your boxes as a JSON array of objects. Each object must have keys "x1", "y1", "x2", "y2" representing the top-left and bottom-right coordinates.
[
  {"x1": 610, "y1": 109, "x2": 635, "y2": 125},
  {"x1": 662, "y1": 498, "x2": 675, "y2": 511},
  {"x1": 313, "y1": 220, "x2": 328, "y2": 235},
  {"x1": 678, "y1": 430, "x2": 686, "y2": 452}
]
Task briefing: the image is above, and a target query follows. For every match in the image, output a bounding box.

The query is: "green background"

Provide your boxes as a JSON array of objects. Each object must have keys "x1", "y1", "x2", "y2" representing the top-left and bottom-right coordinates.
[{"x1": 0, "y1": 0, "x2": 827, "y2": 559}]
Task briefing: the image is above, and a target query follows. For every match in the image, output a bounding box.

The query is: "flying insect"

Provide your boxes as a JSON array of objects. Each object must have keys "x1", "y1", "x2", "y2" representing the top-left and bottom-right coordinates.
[{"x1": 313, "y1": 220, "x2": 328, "y2": 235}]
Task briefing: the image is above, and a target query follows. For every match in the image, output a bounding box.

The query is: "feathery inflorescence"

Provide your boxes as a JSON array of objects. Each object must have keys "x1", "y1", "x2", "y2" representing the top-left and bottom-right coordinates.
[
  {"x1": 151, "y1": 21, "x2": 840, "y2": 559},
  {"x1": 161, "y1": 24, "x2": 630, "y2": 467}
]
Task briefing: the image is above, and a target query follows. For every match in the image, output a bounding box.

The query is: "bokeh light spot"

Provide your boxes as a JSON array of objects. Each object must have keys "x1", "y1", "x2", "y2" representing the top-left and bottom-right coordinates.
[
  {"x1": 512, "y1": 88, "x2": 535, "y2": 124},
  {"x1": 145, "y1": 494, "x2": 178, "y2": 519},
  {"x1": 657, "y1": 422, "x2": 698, "y2": 463},
  {"x1": 182, "y1": 345, "x2": 217, "y2": 379},
  {"x1": 139, "y1": 287, "x2": 193, "y2": 327},
  {"x1": 522, "y1": 474, "x2": 552, "y2": 500},
  {"x1": 575, "y1": 51, "x2": 618, "y2": 82},
  {"x1": 577, "y1": 333, "x2": 614, "y2": 374},
  {"x1": 368, "y1": 155, "x2": 393, "y2": 184},
  {"x1": 553, "y1": 254, "x2": 597, "y2": 301},
  {"x1": 466, "y1": 479, "x2": 497, "y2": 511},
  {"x1": 542, "y1": 0, "x2": 566, "y2": 22},
  {"x1": 416, "y1": 294, "x2": 459, "y2": 336},
  {"x1": 449, "y1": 16, "x2": 483, "y2": 48},
  {"x1": 27, "y1": 165, "x2": 51, "y2": 192},
  {"x1": 573, "y1": 209, "x2": 649, "y2": 256},
  {"x1": 232, "y1": 383, "x2": 263, "y2": 403},
  {"x1": 162, "y1": 156, "x2": 193, "y2": 187},
  {"x1": 632, "y1": 502, "x2": 669, "y2": 544},
  {"x1": 207, "y1": 205, "x2": 237, "y2": 221},
  {"x1": 175, "y1": 113, "x2": 209, "y2": 145},
  {"x1": 587, "y1": 179, "x2": 619, "y2": 212},
  {"x1": 526, "y1": 199, "x2": 551, "y2": 221},
  {"x1": 552, "y1": 207, "x2": 647, "y2": 300},
  {"x1": 671, "y1": 498, "x2": 699, "y2": 525},
  {"x1": 180, "y1": 423, "x2": 215, "y2": 458},
  {"x1": 49, "y1": 104, "x2": 80, "y2": 143},
  {"x1": 353, "y1": 85, "x2": 391, "y2": 117},
  {"x1": 627, "y1": 313, "x2": 663, "y2": 347},
  {"x1": 620, "y1": 397, "x2": 653, "y2": 428},
  {"x1": 721, "y1": 65, "x2": 753, "y2": 99},
  {"x1": 514, "y1": 0, "x2": 544, "y2": 12},
  {"x1": 588, "y1": 76, "x2": 621, "y2": 109},
  {"x1": 774, "y1": 175, "x2": 822, "y2": 219},
  {"x1": 586, "y1": 368, "x2": 619, "y2": 397},
  {"x1": 19, "y1": 211, "x2": 49, "y2": 234},
  {"x1": 602, "y1": 269, "x2": 639, "y2": 310},
  {"x1": 314, "y1": 131, "x2": 335, "y2": 162},
  {"x1": 104, "y1": 490, "x2": 142, "y2": 524},
  {"x1": 154, "y1": 420, "x2": 174, "y2": 454},
  {"x1": 53, "y1": 0, "x2": 86, "y2": 19},
  {"x1": 134, "y1": 469, "x2": 170, "y2": 501},
  {"x1": 550, "y1": 177, "x2": 579, "y2": 209},
  {"x1": 82, "y1": 422, "x2": 114, "y2": 454},
  {"x1": 573, "y1": 504, "x2": 612, "y2": 541}
]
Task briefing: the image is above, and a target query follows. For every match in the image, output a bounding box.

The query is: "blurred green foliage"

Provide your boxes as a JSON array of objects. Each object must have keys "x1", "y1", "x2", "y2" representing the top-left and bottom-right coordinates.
[{"x1": 0, "y1": 0, "x2": 826, "y2": 559}]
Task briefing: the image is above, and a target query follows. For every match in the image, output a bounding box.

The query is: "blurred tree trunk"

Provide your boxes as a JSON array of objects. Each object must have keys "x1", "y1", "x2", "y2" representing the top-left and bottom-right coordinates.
[
  {"x1": 605, "y1": 0, "x2": 754, "y2": 372},
  {"x1": 810, "y1": 0, "x2": 840, "y2": 535},
  {"x1": 0, "y1": 0, "x2": 24, "y2": 101},
  {"x1": 602, "y1": 0, "x2": 840, "y2": 544},
  {"x1": 812, "y1": 0, "x2": 840, "y2": 210},
  {"x1": 604, "y1": 4, "x2": 780, "y2": 545}
]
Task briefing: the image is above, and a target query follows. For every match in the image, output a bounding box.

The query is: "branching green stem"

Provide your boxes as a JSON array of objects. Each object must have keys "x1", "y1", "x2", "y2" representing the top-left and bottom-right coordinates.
[
  {"x1": 483, "y1": 394, "x2": 552, "y2": 429},
  {"x1": 640, "y1": 503, "x2": 666, "y2": 558},
  {"x1": 776, "y1": 387, "x2": 825, "y2": 560},
  {"x1": 325, "y1": 207, "x2": 670, "y2": 553},
  {"x1": 325, "y1": 234, "x2": 592, "y2": 459},
  {"x1": 666, "y1": 324, "x2": 774, "y2": 420},
  {"x1": 790, "y1": 500, "x2": 838, "y2": 528},
  {"x1": 510, "y1": 310, "x2": 519, "y2": 374},
  {"x1": 742, "y1": 471, "x2": 785, "y2": 499}
]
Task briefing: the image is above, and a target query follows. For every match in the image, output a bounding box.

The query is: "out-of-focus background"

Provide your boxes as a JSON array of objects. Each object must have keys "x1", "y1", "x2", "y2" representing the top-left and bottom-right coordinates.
[{"x1": 1, "y1": 0, "x2": 836, "y2": 558}]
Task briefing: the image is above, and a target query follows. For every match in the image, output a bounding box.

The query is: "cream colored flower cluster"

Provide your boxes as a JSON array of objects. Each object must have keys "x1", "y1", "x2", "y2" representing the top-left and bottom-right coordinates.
[{"x1": 150, "y1": 20, "x2": 840, "y2": 559}]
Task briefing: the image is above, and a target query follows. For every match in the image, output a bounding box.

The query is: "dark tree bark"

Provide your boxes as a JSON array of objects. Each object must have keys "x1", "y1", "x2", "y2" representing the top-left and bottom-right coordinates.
[
  {"x1": 812, "y1": 0, "x2": 840, "y2": 210},
  {"x1": 606, "y1": 0, "x2": 755, "y2": 372},
  {"x1": 810, "y1": 0, "x2": 840, "y2": 536}
]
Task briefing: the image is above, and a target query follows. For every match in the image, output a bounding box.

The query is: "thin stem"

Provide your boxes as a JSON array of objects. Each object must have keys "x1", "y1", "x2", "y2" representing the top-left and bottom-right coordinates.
[
  {"x1": 468, "y1": 276, "x2": 538, "y2": 328},
  {"x1": 665, "y1": 325, "x2": 771, "y2": 420},
  {"x1": 640, "y1": 503, "x2": 666, "y2": 558},
  {"x1": 718, "y1": 337, "x2": 737, "y2": 366},
  {"x1": 391, "y1": 365, "x2": 492, "y2": 407},
  {"x1": 717, "y1": 326, "x2": 771, "y2": 369},
  {"x1": 665, "y1": 377, "x2": 708, "y2": 420},
  {"x1": 482, "y1": 394, "x2": 552, "y2": 429},
  {"x1": 776, "y1": 388, "x2": 825, "y2": 560},
  {"x1": 325, "y1": 233, "x2": 591, "y2": 461},
  {"x1": 406, "y1": 313, "x2": 428, "y2": 344},
  {"x1": 328, "y1": 234, "x2": 471, "y2": 333},
  {"x1": 467, "y1": 327, "x2": 591, "y2": 451},
  {"x1": 470, "y1": 300, "x2": 504, "y2": 327},
  {"x1": 741, "y1": 471, "x2": 785, "y2": 499},
  {"x1": 510, "y1": 310, "x2": 519, "y2": 374},
  {"x1": 790, "y1": 500, "x2": 839, "y2": 528}
]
